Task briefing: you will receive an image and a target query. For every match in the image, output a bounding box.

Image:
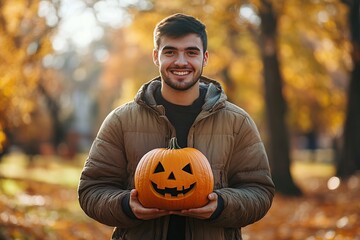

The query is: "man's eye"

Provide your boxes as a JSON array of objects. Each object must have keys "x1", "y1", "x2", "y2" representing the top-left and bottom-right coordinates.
[
  {"x1": 163, "y1": 51, "x2": 174, "y2": 55},
  {"x1": 187, "y1": 51, "x2": 199, "y2": 56}
]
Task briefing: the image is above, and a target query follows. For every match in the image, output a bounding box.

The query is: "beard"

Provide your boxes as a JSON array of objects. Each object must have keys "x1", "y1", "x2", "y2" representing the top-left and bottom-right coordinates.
[
  {"x1": 162, "y1": 75, "x2": 198, "y2": 91},
  {"x1": 161, "y1": 67, "x2": 204, "y2": 91}
]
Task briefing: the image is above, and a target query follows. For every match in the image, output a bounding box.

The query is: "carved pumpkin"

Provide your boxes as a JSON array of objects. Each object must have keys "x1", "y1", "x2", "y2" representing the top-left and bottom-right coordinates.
[{"x1": 134, "y1": 137, "x2": 214, "y2": 210}]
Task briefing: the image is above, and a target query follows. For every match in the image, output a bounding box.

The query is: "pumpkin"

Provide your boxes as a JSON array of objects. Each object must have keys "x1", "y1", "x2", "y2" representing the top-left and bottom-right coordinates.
[{"x1": 134, "y1": 137, "x2": 214, "y2": 210}]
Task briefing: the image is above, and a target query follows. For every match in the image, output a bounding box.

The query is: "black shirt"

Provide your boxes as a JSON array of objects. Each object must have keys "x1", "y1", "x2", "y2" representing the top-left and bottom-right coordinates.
[{"x1": 155, "y1": 87, "x2": 206, "y2": 240}]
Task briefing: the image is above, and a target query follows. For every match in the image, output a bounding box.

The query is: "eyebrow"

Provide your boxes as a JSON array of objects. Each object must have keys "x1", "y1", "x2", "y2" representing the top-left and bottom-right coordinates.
[{"x1": 161, "y1": 46, "x2": 201, "y2": 52}]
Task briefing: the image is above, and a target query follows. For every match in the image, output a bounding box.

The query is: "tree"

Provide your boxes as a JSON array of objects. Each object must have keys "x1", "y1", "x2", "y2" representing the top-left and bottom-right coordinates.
[
  {"x1": 337, "y1": 0, "x2": 360, "y2": 177},
  {"x1": 257, "y1": 0, "x2": 302, "y2": 195},
  {"x1": 0, "y1": 0, "x2": 53, "y2": 153}
]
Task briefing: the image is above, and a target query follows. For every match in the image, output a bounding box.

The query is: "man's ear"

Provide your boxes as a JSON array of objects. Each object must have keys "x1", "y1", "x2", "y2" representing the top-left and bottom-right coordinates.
[
  {"x1": 203, "y1": 51, "x2": 209, "y2": 66},
  {"x1": 153, "y1": 49, "x2": 159, "y2": 66}
]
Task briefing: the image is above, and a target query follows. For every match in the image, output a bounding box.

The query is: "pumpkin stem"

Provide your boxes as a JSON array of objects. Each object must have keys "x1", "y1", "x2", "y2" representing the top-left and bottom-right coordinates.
[{"x1": 168, "y1": 137, "x2": 181, "y2": 149}]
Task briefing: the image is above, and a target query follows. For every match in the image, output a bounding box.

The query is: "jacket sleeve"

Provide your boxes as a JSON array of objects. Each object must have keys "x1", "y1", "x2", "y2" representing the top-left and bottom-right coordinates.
[
  {"x1": 78, "y1": 110, "x2": 142, "y2": 228},
  {"x1": 210, "y1": 115, "x2": 275, "y2": 228}
]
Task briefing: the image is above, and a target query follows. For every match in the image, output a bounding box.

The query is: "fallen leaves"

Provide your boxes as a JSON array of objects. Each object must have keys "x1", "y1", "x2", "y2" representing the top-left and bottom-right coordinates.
[
  {"x1": 243, "y1": 173, "x2": 360, "y2": 240},
  {"x1": 0, "y1": 154, "x2": 359, "y2": 239},
  {"x1": 0, "y1": 179, "x2": 112, "y2": 239}
]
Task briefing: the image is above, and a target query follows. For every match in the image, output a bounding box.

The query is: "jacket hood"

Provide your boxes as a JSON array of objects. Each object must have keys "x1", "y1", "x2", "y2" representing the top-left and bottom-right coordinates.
[{"x1": 134, "y1": 76, "x2": 227, "y2": 112}]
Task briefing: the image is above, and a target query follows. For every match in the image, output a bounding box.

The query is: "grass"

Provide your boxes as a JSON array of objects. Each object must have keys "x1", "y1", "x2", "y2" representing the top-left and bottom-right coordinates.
[
  {"x1": 0, "y1": 152, "x2": 86, "y2": 187},
  {"x1": 291, "y1": 161, "x2": 336, "y2": 179}
]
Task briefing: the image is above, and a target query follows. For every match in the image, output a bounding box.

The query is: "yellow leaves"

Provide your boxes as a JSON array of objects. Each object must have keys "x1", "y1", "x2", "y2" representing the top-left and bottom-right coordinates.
[
  {"x1": 36, "y1": 37, "x2": 53, "y2": 58},
  {"x1": 296, "y1": 106, "x2": 312, "y2": 132},
  {"x1": 0, "y1": 155, "x2": 112, "y2": 239},
  {"x1": 274, "y1": 0, "x2": 350, "y2": 134},
  {"x1": 129, "y1": 12, "x2": 164, "y2": 50},
  {"x1": 3, "y1": 156, "x2": 359, "y2": 239},
  {"x1": 0, "y1": 129, "x2": 6, "y2": 151},
  {"x1": 314, "y1": 39, "x2": 341, "y2": 72},
  {"x1": 244, "y1": 162, "x2": 360, "y2": 239},
  {"x1": 0, "y1": 0, "x2": 54, "y2": 147},
  {"x1": 206, "y1": 47, "x2": 233, "y2": 73},
  {"x1": 1, "y1": 0, "x2": 27, "y2": 34}
]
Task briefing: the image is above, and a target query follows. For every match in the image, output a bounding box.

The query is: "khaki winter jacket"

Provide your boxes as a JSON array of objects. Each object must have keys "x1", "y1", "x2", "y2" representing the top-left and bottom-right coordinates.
[{"x1": 78, "y1": 76, "x2": 275, "y2": 240}]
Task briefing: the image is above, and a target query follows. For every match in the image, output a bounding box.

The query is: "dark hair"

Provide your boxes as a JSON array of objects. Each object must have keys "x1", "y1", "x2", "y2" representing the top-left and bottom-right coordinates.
[{"x1": 153, "y1": 13, "x2": 207, "y2": 52}]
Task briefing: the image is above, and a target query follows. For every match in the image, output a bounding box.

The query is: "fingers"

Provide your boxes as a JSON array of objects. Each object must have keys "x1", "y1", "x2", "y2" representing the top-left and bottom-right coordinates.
[
  {"x1": 129, "y1": 189, "x2": 169, "y2": 220},
  {"x1": 208, "y1": 192, "x2": 218, "y2": 201},
  {"x1": 129, "y1": 190, "x2": 219, "y2": 220},
  {"x1": 170, "y1": 193, "x2": 218, "y2": 219},
  {"x1": 130, "y1": 189, "x2": 138, "y2": 200}
]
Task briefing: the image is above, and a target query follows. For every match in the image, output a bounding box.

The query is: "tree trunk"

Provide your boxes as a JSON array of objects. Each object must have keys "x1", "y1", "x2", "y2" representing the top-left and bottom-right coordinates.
[
  {"x1": 38, "y1": 81, "x2": 64, "y2": 149},
  {"x1": 259, "y1": 0, "x2": 302, "y2": 195},
  {"x1": 337, "y1": 0, "x2": 360, "y2": 177}
]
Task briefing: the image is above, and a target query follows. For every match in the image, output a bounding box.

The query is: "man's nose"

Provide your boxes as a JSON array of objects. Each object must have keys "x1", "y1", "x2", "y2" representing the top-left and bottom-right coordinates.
[{"x1": 174, "y1": 53, "x2": 188, "y2": 66}]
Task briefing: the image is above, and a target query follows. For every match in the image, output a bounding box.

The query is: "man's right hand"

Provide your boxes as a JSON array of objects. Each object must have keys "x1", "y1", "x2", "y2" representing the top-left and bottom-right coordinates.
[{"x1": 129, "y1": 189, "x2": 170, "y2": 220}]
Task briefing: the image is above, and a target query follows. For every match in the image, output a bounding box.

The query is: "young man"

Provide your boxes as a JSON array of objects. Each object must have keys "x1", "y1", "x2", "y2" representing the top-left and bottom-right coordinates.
[{"x1": 78, "y1": 13, "x2": 275, "y2": 240}]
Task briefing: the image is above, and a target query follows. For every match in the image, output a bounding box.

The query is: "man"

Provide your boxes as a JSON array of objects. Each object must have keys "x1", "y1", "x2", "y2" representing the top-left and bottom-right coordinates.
[{"x1": 78, "y1": 13, "x2": 275, "y2": 240}]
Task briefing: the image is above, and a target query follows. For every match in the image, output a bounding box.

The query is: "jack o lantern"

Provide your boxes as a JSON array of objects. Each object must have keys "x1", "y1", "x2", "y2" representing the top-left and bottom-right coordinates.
[{"x1": 134, "y1": 137, "x2": 214, "y2": 210}]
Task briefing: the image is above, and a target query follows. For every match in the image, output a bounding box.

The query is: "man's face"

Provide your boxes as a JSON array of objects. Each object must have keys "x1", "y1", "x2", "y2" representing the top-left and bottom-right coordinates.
[{"x1": 153, "y1": 33, "x2": 208, "y2": 91}]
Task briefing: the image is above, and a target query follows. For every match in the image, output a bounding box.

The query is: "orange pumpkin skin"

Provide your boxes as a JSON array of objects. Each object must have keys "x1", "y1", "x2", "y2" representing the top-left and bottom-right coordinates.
[{"x1": 134, "y1": 137, "x2": 214, "y2": 210}]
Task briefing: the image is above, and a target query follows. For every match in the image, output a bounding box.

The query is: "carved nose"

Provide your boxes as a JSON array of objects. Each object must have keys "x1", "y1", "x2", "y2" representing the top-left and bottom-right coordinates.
[{"x1": 168, "y1": 172, "x2": 176, "y2": 180}]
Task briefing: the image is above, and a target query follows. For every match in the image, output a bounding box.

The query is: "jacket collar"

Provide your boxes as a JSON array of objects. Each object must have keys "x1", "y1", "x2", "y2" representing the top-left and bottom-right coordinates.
[{"x1": 135, "y1": 76, "x2": 227, "y2": 112}]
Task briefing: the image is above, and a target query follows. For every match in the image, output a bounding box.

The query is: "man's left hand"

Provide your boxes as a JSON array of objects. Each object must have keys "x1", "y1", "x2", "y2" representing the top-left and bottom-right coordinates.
[{"x1": 170, "y1": 192, "x2": 218, "y2": 219}]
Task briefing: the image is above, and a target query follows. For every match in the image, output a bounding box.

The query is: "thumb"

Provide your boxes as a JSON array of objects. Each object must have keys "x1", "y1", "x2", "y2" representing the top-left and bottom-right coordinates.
[
  {"x1": 208, "y1": 192, "x2": 218, "y2": 201},
  {"x1": 130, "y1": 189, "x2": 138, "y2": 198}
]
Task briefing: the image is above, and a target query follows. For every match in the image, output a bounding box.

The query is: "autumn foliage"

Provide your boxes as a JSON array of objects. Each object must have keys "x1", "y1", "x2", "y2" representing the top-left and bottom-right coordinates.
[
  {"x1": 0, "y1": 0, "x2": 351, "y2": 155},
  {"x1": 0, "y1": 0, "x2": 358, "y2": 238},
  {"x1": 0, "y1": 0, "x2": 53, "y2": 150},
  {"x1": 0, "y1": 154, "x2": 359, "y2": 239}
]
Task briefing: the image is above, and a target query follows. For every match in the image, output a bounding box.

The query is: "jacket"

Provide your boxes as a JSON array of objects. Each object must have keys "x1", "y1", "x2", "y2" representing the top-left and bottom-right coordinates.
[{"x1": 78, "y1": 76, "x2": 275, "y2": 240}]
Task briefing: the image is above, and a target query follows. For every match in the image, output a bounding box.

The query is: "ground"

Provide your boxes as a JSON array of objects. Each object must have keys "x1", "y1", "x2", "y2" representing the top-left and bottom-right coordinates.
[{"x1": 0, "y1": 152, "x2": 359, "y2": 240}]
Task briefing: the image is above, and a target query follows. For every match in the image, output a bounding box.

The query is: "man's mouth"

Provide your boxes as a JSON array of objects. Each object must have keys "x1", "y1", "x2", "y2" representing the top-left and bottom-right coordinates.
[{"x1": 172, "y1": 70, "x2": 190, "y2": 76}]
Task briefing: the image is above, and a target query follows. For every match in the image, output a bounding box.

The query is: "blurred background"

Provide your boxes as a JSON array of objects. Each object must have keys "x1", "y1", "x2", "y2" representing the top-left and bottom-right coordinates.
[{"x1": 0, "y1": 0, "x2": 359, "y2": 239}]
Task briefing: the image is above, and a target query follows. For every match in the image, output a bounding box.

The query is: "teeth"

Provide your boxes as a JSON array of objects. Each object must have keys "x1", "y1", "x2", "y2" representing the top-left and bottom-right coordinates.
[{"x1": 173, "y1": 71, "x2": 189, "y2": 76}]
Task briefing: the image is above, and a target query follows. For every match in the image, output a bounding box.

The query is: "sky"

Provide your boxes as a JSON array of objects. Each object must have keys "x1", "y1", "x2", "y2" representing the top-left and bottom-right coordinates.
[{"x1": 38, "y1": 0, "x2": 134, "y2": 52}]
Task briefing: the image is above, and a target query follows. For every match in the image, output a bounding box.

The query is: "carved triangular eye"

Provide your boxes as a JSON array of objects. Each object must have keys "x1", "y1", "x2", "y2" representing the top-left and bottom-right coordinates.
[
  {"x1": 182, "y1": 163, "x2": 192, "y2": 174},
  {"x1": 154, "y1": 162, "x2": 165, "y2": 173}
]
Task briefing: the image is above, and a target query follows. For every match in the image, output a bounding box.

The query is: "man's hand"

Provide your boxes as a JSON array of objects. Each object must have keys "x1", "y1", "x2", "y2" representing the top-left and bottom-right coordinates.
[
  {"x1": 170, "y1": 192, "x2": 218, "y2": 219},
  {"x1": 129, "y1": 189, "x2": 170, "y2": 220}
]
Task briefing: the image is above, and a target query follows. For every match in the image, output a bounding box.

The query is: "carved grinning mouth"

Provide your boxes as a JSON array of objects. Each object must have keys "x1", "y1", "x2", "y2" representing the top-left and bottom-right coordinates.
[{"x1": 151, "y1": 181, "x2": 196, "y2": 197}]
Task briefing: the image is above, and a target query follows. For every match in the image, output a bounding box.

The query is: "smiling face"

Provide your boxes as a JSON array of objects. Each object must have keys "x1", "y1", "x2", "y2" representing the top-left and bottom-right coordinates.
[{"x1": 153, "y1": 33, "x2": 208, "y2": 92}]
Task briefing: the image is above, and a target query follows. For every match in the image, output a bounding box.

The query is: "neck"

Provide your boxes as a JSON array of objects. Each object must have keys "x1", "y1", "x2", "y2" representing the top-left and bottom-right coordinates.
[{"x1": 161, "y1": 82, "x2": 200, "y2": 106}]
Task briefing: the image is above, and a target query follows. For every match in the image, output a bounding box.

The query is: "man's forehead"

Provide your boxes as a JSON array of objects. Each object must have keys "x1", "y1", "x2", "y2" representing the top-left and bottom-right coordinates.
[{"x1": 158, "y1": 34, "x2": 203, "y2": 51}]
